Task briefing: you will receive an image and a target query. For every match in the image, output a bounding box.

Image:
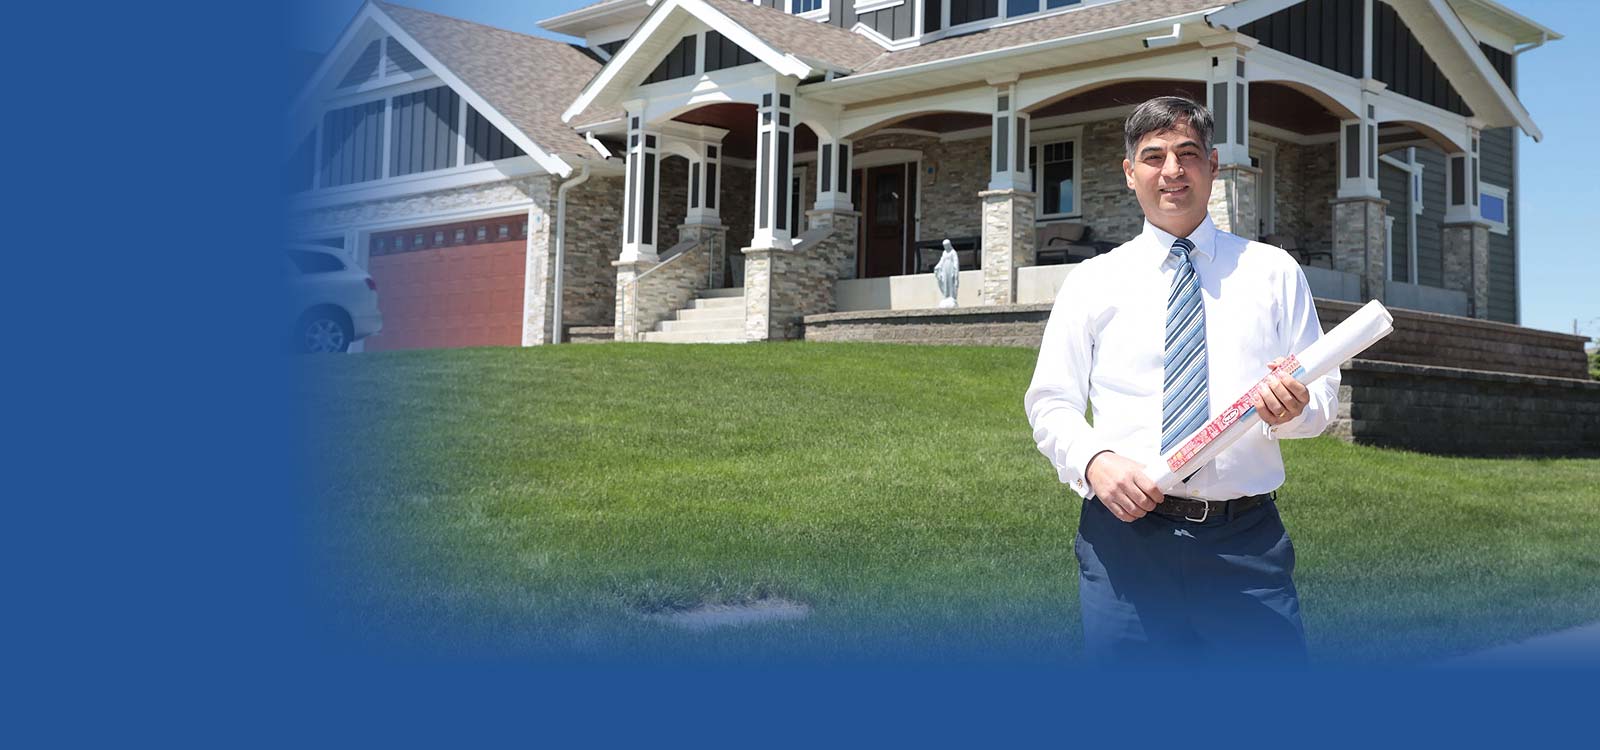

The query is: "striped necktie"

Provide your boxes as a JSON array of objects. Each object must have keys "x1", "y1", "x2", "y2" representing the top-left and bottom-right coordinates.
[{"x1": 1162, "y1": 237, "x2": 1209, "y2": 455}]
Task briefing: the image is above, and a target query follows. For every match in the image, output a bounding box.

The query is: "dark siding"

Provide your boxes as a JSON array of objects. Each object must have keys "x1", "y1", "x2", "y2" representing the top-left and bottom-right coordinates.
[
  {"x1": 644, "y1": 35, "x2": 697, "y2": 84},
  {"x1": 704, "y1": 31, "x2": 758, "y2": 72},
  {"x1": 389, "y1": 86, "x2": 460, "y2": 177},
  {"x1": 1482, "y1": 127, "x2": 1517, "y2": 323},
  {"x1": 1373, "y1": 2, "x2": 1472, "y2": 116},
  {"x1": 1480, "y1": 43, "x2": 1515, "y2": 90},
  {"x1": 950, "y1": 0, "x2": 1000, "y2": 26},
  {"x1": 1413, "y1": 147, "x2": 1447, "y2": 288},
  {"x1": 465, "y1": 107, "x2": 526, "y2": 164},
  {"x1": 1379, "y1": 160, "x2": 1411, "y2": 283},
  {"x1": 598, "y1": 40, "x2": 624, "y2": 57},
  {"x1": 319, "y1": 99, "x2": 385, "y2": 188},
  {"x1": 859, "y1": 3, "x2": 917, "y2": 39},
  {"x1": 338, "y1": 39, "x2": 382, "y2": 88},
  {"x1": 923, "y1": 0, "x2": 941, "y2": 32},
  {"x1": 384, "y1": 37, "x2": 426, "y2": 75},
  {"x1": 1240, "y1": 0, "x2": 1363, "y2": 79}
]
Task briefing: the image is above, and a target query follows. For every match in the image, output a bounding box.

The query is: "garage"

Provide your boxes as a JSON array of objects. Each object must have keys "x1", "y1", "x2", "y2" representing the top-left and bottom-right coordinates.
[{"x1": 364, "y1": 215, "x2": 528, "y2": 351}]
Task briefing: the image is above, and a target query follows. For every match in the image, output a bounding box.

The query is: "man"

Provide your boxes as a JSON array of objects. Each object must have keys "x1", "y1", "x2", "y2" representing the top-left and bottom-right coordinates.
[{"x1": 1023, "y1": 96, "x2": 1340, "y2": 664}]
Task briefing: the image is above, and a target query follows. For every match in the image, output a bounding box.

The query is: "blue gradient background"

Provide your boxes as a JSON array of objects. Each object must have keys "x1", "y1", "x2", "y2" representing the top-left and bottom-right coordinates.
[{"x1": 7, "y1": 0, "x2": 1590, "y2": 743}]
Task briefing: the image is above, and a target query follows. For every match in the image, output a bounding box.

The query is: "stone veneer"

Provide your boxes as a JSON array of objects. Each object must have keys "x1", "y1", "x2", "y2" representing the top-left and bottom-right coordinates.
[
  {"x1": 719, "y1": 163, "x2": 756, "y2": 287},
  {"x1": 1075, "y1": 118, "x2": 1147, "y2": 245},
  {"x1": 293, "y1": 175, "x2": 549, "y2": 233},
  {"x1": 980, "y1": 189, "x2": 1035, "y2": 304},
  {"x1": 851, "y1": 131, "x2": 988, "y2": 245},
  {"x1": 1207, "y1": 165, "x2": 1259, "y2": 240},
  {"x1": 743, "y1": 209, "x2": 859, "y2": 340},
  {"x1": 524, "y1": 174, "x2": 623, "y2": 344},
  {"x1": 1442, "y1": 222, "x2": 1491, "y2": 320},
  {"x1": 1258, "y1": 136, "x2": 1337, "y2": 255},
  {"x1": 1331, "y1": 197, "x2": 1388, "y2": 303},
  {"x1": 613, "y1": 227, "x2": 716, "y2": 342}
]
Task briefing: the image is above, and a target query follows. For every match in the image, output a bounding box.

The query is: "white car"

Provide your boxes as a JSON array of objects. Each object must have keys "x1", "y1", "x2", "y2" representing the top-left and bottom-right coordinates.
[{"x1": 286, "y1": 244, "x2": 382, "y2": 353}]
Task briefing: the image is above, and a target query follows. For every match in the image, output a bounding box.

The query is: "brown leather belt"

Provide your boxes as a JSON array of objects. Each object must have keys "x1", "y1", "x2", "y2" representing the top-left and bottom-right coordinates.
[{"x1": 1150, "y1": 491, "x2": 1277, "y2": 523}]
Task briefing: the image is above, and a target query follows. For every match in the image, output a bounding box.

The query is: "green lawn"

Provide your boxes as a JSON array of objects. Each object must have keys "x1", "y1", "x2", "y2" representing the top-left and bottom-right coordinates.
[{"x1": 301, "y1": 342, "x2": 1600, "y2": 663}]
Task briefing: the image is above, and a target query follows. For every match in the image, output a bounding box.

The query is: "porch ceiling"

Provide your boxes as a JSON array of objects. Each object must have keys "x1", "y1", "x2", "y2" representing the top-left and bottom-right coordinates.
[{"x1": 1249, "y1": 82, "x2": 1341, "y2": 136}]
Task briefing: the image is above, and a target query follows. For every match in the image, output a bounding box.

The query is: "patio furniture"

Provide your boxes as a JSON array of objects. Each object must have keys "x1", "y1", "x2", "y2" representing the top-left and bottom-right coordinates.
[
  {"x1": 916, "y1": 236, "x2": 980, "y2": 273},
  {"x1": 1036, "y1": 221, "x2": 1111, "y2": 264}
]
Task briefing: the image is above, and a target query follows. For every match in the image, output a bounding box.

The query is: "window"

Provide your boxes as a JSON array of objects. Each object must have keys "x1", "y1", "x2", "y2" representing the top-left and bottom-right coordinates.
[
  {"x1": 1481, "y1": 183, "x2": 1510, "y2": 235},
  {"x1": 287, "y1": 249, "x2": 346, "y2": 274},
  {"x1": 1029, "y1": 137, "x2": 1079, "y2": 218},
  {"x1": 454, "y1": 229, "x2": 466, "y2": 244},
  {"x1": 476, "y1": 226, "x2": 488, "y2": 241},
  {"x1": 792, "y1": 0, "x2": 824, "y2": 13},
  {"x1": 498, "y1": 224, "x2": 510, "y2": 240},
  {"x1": 413, "y1": 233, "x2": 425, "y2": 249}
]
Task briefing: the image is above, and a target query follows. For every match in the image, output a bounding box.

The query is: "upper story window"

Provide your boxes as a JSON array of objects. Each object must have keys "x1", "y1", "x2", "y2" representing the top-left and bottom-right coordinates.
[
  {"x1": 946, "y1": 0, "x2": 1081, "y2": 31},
  {"x1": 1480, "y1": 183, "x2": 1510, "y2": 235},
  {"x1": 792, "y1": 0, "x2": 824, "y2": 13}
]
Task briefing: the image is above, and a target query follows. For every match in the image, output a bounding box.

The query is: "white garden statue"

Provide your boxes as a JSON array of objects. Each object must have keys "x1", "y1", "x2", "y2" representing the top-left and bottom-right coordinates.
[{"x1": 934, "y1": 239, "x2": 960, "y2": 308}]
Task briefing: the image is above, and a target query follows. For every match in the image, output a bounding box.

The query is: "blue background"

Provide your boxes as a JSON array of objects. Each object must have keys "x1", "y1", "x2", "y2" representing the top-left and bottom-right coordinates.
[{"x1": 6, "y1": 0, "x2": 1592, "y2": 743}]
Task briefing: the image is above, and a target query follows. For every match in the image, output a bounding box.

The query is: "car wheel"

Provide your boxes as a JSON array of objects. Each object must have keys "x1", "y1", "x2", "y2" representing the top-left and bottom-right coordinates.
[{"x1": 298, "y1": 310, "x2": 352, "y2": 353}]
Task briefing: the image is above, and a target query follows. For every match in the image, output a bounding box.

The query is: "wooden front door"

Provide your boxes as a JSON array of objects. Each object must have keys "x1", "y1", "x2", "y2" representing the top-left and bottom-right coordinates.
[{"x1": 855, "y1": 163, "x2": 915, "y2": 278}]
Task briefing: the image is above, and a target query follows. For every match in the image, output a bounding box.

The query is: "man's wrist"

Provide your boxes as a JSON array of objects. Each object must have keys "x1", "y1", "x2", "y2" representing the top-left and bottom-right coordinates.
[{"x1": 1084, "y1": 449, "x2": 1115, "y2": 480}]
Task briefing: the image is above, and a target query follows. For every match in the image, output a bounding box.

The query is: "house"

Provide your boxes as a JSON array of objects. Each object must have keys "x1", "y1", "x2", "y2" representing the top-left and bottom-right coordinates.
[{"x1": 289, "y1": 0, "x2": 1560, "y2": 348}]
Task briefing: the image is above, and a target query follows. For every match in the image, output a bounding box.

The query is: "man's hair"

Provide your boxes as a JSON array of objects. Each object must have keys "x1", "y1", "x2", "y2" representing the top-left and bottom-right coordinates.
[{"x1": 1124, "y1": 96, "x2": 1214, "y2": 162}]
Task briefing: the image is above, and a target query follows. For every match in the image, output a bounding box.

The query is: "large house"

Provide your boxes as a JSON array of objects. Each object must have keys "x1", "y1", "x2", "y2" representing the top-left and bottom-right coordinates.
[{"x1": 289, "y1": 0, "x2": 1558, "y2": 350}]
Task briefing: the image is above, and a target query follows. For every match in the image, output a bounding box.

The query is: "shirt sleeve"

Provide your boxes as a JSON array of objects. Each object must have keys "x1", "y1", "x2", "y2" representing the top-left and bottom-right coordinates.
[
  {"x1": 1024, "y1": 268, "x2": 1113, "y2": 499},
  {"x1": 1262, "y1": 262, "x2": 1341, "y2": 440}
]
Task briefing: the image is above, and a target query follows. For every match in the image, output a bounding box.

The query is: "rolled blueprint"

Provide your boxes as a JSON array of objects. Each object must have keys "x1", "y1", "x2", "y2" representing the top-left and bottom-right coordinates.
[{"x1": 1143, "y1": 299, "x2": 1395, "y2": 493}]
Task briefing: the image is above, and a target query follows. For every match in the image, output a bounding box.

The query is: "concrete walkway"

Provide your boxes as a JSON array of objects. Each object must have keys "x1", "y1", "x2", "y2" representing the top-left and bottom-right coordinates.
[{"x1": 1447, "y1": 621, "x2": 1600, "y2": 668}]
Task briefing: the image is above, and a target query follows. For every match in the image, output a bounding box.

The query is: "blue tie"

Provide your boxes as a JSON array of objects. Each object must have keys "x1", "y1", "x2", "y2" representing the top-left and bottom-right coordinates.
[{"x1": 1162, "y1": 237, "x2": 1209, "y2": 454}]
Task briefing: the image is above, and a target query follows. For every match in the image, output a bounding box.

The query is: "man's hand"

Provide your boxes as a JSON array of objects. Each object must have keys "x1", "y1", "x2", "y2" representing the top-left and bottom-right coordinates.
[
  {"x1": 1253, "y1": 357, "x2": 1310, "y2": 427},
  {"x1": 1085, "y1": 451, "x2": 1163, "y2": 523}
]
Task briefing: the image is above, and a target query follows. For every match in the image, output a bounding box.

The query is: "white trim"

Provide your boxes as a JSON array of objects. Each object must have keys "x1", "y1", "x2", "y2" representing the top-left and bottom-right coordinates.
[
  {"x1": 1480, "y1": 181, "x2": 1510, "y2": 235},
  {"x1": 1205, "y1": 0, "x2": 1303, "y2": 30},
  {"x1": 320, "y1": 72, "x2": 442, "y2": 110},
  {"x1": 1249, "y1": 141, "x2": 1276, "y2": 236},
  {"x1": 1251, "y1": 122, "x2": 1338, "y2": 146},
  {"x1": 851, "y1": 148, "x2": 923, "y2": 170},
  {"x1": 854, "y1": 0, "x2": 903, "y2": 14},
  {"x1": 289, "y1": 156, "x2": 544, "y2": 210},
  {"x1": 293, "y1": 199, "x2": 538, "y2": 239},
  {"x1": 793, "y1": 0, "x2": 831, "y2": 22},
  {"x1": 1031, "y1": 128, "x2": 1083, "y2": 221}
]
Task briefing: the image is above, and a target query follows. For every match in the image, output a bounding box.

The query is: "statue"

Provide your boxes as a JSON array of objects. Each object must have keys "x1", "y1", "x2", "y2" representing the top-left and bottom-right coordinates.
[{"x1": 934, "y1": 239, "x2": 960, "y2": 308}]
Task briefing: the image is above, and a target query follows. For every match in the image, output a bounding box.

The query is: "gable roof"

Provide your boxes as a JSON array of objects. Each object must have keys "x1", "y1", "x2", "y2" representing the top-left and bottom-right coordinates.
[
  {"x1": 563, "y1": 0, "x2": 886, "y2": 126},
  {"x1": 376, "y1": 2, "x2": 606, "y2": 170},
  {"x1": 290, "y1": 1, "x2": 608, "y2": 177}
]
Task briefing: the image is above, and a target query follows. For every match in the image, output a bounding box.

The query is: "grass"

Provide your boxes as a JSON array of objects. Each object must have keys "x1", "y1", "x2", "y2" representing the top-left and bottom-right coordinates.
[{"x1": 300, "y1": 342, "x2": 1600, "y2": 664}]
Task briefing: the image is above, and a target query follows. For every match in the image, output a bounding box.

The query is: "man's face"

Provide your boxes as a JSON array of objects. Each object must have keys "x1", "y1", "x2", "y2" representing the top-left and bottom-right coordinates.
[{"x1": 1122, "y1": 121, "x2": 1218, "y2": 234}]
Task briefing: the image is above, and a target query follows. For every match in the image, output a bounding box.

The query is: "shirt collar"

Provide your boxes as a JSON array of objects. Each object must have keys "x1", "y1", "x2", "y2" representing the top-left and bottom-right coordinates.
[{"x1": 1142, "y1": 214, "x2": 1218, "y2": 265}]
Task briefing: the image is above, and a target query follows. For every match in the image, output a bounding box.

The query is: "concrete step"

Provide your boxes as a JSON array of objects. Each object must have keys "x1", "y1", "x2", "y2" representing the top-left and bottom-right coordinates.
[
  {"x1": 675, "y1": 305, "x2": 745, "y2": 322},
  {"x1": 640, "y1": 330, "x2": 747, "y2": 344},
  {"x1": 691, "y1": 295, "x2": 746, "y2": 310},
  {"x1": 658, "y1": 317, "x2": 746, "y2": 333},
  {"x1": 699, "y1": 287, "x2": 744, "y2": 299}
]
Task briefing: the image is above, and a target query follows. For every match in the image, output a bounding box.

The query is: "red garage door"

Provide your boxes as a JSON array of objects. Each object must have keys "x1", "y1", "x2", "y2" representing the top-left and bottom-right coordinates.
[{"x1": 364, "y1": 217, "x2": 527, "y2": 351}]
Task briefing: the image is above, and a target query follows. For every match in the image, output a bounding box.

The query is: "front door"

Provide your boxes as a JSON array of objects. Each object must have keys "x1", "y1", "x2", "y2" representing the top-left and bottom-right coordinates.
[{"x1": 854, "y1": 163, "x2": 916, "y2": 278}]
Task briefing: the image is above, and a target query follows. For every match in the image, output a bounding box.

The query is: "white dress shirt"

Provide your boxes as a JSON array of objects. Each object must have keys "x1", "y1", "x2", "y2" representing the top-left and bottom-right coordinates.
[{"x1": 1024, "y1": 214, "x2": 1340, "y2": 502}]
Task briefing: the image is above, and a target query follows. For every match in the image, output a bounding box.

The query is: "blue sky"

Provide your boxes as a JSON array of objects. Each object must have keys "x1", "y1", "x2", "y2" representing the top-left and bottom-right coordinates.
[{"x1": 291, "y1": 0, "x2": 1599, "y2": 338}]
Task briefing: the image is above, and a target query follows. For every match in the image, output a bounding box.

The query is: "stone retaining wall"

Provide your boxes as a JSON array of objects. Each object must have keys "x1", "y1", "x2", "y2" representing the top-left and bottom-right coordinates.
[
  {"x1": 1315, "y1": 299, "x2": 1590, "y2": 379},
  {"x1": 804, "y1": 303, "x2": 1051, "y2": 348},
  {"x1": 1332, "y1": 359, "x2": 1600, "y2": 457},
  {"x1": 614, "y1": 236, "x2": 713, "y2": 341}
]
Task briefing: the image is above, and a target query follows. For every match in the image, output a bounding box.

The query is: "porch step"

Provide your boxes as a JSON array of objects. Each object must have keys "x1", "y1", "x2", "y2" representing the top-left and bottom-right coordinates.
[
  {"x1": 642, "y1": 290, "x2": 748, "y2": 344},
  {"x1": 675, "y1": 304, "x2": 746, "y2": 322},
  {"x1": 690, "y1": 295, "x2": 746, "y2": 310}
]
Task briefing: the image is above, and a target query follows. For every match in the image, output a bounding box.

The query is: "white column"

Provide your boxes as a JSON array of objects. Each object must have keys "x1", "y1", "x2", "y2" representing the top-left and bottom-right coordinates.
[
  {"x1": 988, "y1": 82, "x2": 1029, "y2": 192},
  {"x1": 1337, "y1": 97, "x2": 1381, "y2": 199},
  {"x1": 1444, "y1": 128, "x2": 1482, "y2": 224},
  {"x1": 752, "y1": 79, "x2": 797, "y2": 249},
  {"x1": 814, "y1": 137, "x2": 852, "y2": 211},
  {"x1": 685, "y1": 139, "x2": 723, "y2": 226},
  {"x1": 621, "y1": 107, "x2": 661, "y2": 262},
  {"x1": 1206, "y1": 45, "x2": 1250, "y2": 166}
]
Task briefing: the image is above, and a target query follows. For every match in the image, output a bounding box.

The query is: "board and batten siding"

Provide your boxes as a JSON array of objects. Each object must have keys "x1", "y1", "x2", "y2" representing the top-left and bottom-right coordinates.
[
  {"x1": 320, "y1": 99, "x2": 386, "y2": 188},
  {"x1": 1239, "y1": 0, "x2": 1364, "y2": 80},
  {"x1": 1412, "y1": 147, "x2": 1447, "y2": 289},
  {"x1": 389, "y1": 86, "x2": 460, "y2": 178},
  {"x1": 1372, "y1": 1, "x2": 1470, "y2": 116},
  {"x1": 1480, "y1": 126, "x2": 1517, "y2": 324}
]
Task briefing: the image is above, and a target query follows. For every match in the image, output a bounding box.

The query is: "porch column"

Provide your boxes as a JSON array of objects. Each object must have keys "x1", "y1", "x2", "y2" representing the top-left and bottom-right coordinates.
[
  {"x1": 1442, "y1": 128, "x2": 1490, "y2": 318},
  {"x1": 620, "y1": 108, "x2": 662, "y2": 263},
  {"x1": 814, "y1": 136, "x2": 855, "y2": 278},
  {"x1": 744, "y1": 79, "x2": 799, "y2": 340},
  {"x1": 980, "y1": 80, "x2": 1035, "y2": 305},
  {"x1": 683, "y1": 138, "x2": 728, "y2": 289},
  {"x1": 1205, "y1": 45, "x2": 1258, "y2": 239},
  {"x1": 1331, "y1": 96, "x2": 1387, "y2": 303},
  {"x1": 614, "y1": 106, "x2": 662, "y2": 341}
]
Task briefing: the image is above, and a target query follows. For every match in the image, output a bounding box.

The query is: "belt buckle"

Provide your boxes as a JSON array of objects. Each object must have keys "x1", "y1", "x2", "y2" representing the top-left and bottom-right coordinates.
[{"x1": 1184, "y1": 498, "x2": 1211, "y2": 523}]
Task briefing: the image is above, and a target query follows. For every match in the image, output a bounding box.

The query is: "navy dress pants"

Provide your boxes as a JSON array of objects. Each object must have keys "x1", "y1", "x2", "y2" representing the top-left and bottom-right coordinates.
[{"x1": 1074, "y1": 496, "x2": 1308, "y2": 665}]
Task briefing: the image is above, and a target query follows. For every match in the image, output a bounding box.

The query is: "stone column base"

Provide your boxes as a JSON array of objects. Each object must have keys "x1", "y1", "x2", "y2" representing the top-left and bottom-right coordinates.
[
  {"x1": 612, "y1": 258, "x2": 657, "y2": 342},
  {"x1": 1209, "y1": 164, "x2": 1261, "y2": 240},
  {"x1": 1442, "y1": 221, "x2": 1491, "y2": 319},
  {"x1": 1331, "y1": 196, "x2": 1388, "y2": 303},
  {"x1": 678, "y1": 223, "x2": 727, "y2": 290},
  {"x1": 979, "y1": 188, "x2": 1036, "y2": 305}
]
